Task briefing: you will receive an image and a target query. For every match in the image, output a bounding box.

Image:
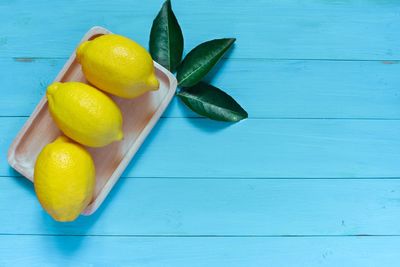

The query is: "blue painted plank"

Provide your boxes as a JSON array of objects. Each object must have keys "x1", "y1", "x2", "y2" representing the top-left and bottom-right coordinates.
[
  {"x1": 1, "y1": 235, "x2": 400, "y2": 266},
  {"x1": 0, "y1": 1, "x2": 399, "y2": 59},
  {"x1": 2, "y1": 117, "x2": 400, "y2": 178},
  {"x1": 0, "y1": 177, "x2": 399, "y2": 235},
  {"x1": 3, "y1": 58, "x2": 400, "y2": 118},
  {"x1": 1, "y1": 1, "x2": 400, "y2": 265}
]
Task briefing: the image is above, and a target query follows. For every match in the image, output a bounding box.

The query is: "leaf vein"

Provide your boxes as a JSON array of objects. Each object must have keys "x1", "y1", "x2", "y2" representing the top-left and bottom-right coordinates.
[
  {"x1": 166, "y1": 1, "x2": 171, "y2": 70},
  {"x1": 178, "y1": 42, "x2": 232, "y2": 86},
  {"x1": 179, "y1": 92, "x2": 245, "y2": 118}
]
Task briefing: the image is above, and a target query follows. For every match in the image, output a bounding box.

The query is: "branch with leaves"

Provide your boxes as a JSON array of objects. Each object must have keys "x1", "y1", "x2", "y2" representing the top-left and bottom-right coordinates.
[{"x1": 149, "y1": 0, "x2": 248, "y2": 122}]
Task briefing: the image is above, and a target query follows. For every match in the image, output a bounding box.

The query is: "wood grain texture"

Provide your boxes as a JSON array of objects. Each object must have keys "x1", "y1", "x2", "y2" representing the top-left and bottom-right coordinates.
[
  {"x1": 2, "y1": 117, "x2": 400, "y2": 178},
  {"x1": 0, "y1": 1, "x2": 399, "y2": 59},
  {"x1": 1, "y1": 235, "x2": 400, "y2": 267},
  {"x1": 4, "y1": 58, "x2": 400, "y2": 118},
  {"x1": 1, "y1": 0, "x2": 400, "y2": 266},
  {"x1": 1, "y1": 177, "x2": 400, "y2": 236}
]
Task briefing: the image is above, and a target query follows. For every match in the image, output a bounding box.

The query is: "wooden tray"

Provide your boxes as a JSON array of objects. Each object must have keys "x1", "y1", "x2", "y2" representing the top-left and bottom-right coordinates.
[{"x1": 7, "y1": 26, "x2": 177, "y2": 215}]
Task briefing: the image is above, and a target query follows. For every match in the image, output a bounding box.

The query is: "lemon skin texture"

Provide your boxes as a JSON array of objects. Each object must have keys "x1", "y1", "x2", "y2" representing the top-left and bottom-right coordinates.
[
  {"x1": 76, "y1": 34, "x2": 159, "y2": 99},
  {"x1": 34, "y1": 136, "x2": 96, "y2": 222},
  {"x1": 47, "y1": 82, "x2": 124, "y2": 147}
]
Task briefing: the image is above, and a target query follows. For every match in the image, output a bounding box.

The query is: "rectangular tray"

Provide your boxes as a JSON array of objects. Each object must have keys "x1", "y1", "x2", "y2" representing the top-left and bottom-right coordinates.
[{"x1": 7, "y1": 26, "x2": 177, "y2": 215}]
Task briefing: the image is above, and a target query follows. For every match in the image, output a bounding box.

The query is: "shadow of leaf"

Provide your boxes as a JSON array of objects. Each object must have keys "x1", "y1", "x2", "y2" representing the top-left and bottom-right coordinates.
[{"x1": 185, "y1": 118, "x2": 234, "y2": 133}]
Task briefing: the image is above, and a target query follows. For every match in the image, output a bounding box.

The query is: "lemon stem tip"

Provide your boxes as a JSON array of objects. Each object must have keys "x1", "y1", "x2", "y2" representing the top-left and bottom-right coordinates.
[{"x1": 47, "y1": 82, "x2": 62, "y2": 96}]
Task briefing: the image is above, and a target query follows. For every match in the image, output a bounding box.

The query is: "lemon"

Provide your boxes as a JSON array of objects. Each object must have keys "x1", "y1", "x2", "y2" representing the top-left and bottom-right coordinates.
[
  {"x1": 34, "y1": 136, "x2": 95, "y2": 222},
  {"x1": 76, "y1": 34, "x2": 159, "y2": 99},
  {"x1": 47, "y1": 82, "x2": 123, "y2": 147}
]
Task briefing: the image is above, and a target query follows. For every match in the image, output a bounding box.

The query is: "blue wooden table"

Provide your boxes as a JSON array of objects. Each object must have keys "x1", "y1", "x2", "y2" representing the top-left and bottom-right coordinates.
[{"x1": 1, "y1": 0, "x2": 400, "y2": 266}]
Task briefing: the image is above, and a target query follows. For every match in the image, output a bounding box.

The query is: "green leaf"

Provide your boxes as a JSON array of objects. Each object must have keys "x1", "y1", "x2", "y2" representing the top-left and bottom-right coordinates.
[
  {"x1": 149, "y1": 0, "x2": 184, "y2": 72},
  {"x1": 177, "y1": 82, "x2": 248, "y2": 122},
  {"x1": 177, "y1": 38, "x2": 235, "y2": 87}
]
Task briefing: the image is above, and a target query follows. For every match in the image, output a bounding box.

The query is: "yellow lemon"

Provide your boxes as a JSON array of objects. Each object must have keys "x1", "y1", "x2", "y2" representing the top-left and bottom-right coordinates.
[
  {"x1": 47, "y1": 82, "x2": 123, "y2": 147},
  {"x1": 76, "y1": 34, "x2": 159, "y2": 99},
  {"x1": 34, "y1": 136, "x2": 95, "y2": 222}
]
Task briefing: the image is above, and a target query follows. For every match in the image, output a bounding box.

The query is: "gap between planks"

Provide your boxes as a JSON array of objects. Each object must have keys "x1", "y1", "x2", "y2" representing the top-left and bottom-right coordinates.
[
  {"x1": 4, "y1": 116, "x2": 400, "y2": 120},
  {"x1": 0, "y1": 233, "x2": 400, "y2": 238},
  {"x1": 2, "y1": 175, "x2": 400, "y2": 180},
  {"x1": 9, "y1": 56, "x2": 400, "y2": 63}
]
